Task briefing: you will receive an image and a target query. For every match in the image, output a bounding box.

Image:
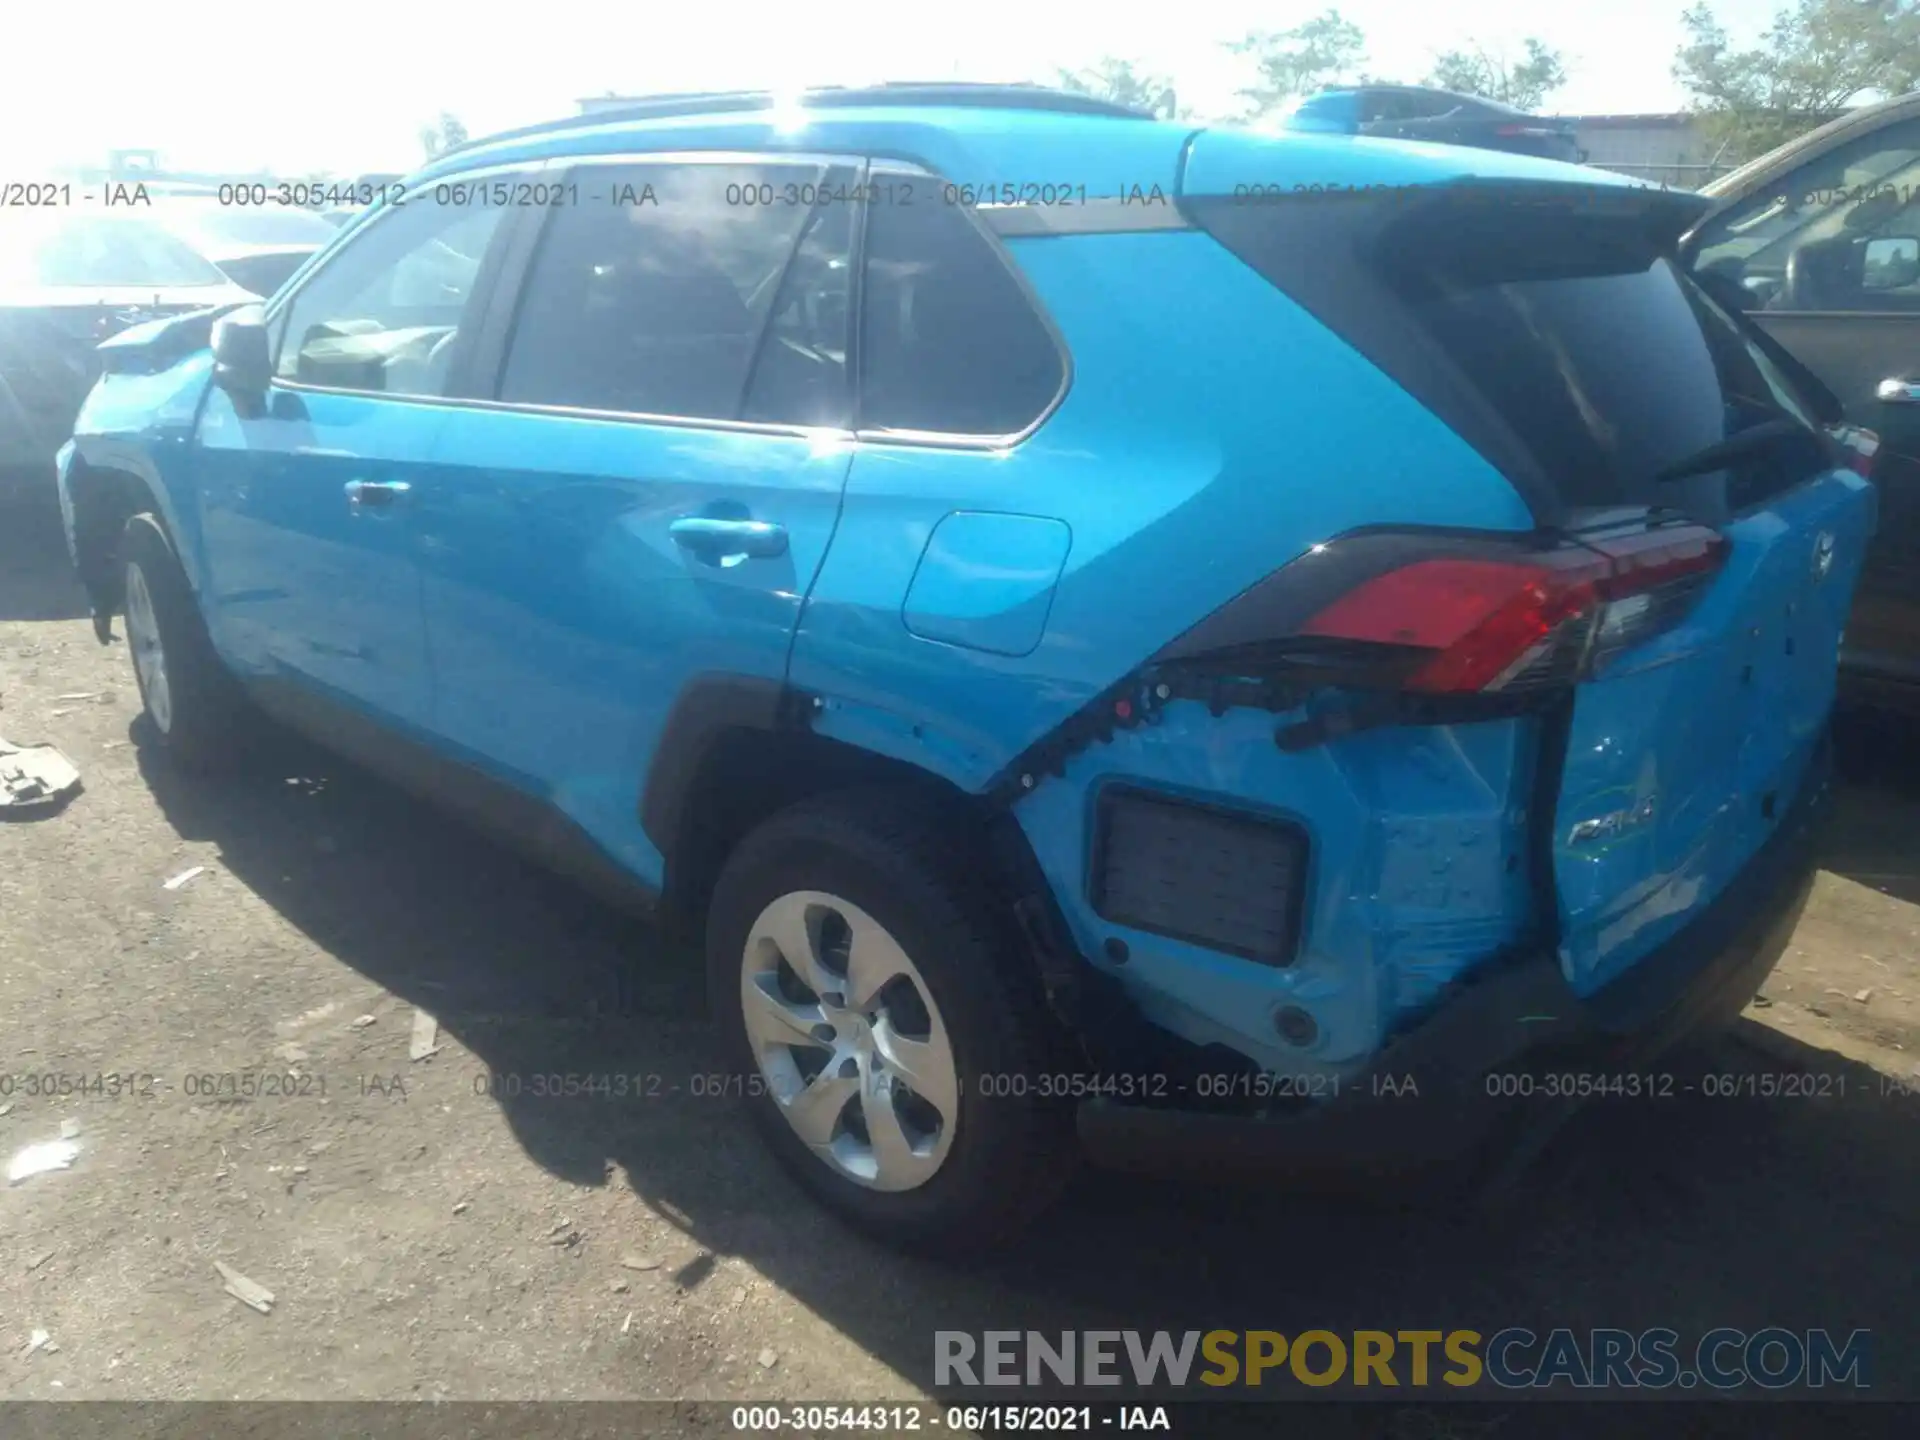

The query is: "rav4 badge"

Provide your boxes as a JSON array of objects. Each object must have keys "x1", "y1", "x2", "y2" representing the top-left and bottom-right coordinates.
[{"x1": 1567, "y1": 796, "x2": 1658, "y2": 847}]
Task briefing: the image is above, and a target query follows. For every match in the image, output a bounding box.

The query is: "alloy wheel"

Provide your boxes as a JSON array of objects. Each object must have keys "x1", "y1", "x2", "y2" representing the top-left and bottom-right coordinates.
[
  {"x1": 124, "y1": 561, "x2": 172, "y2": 735},
  {"x1": 740, "y1": 890, "x2": 959, "y2": 1191}
]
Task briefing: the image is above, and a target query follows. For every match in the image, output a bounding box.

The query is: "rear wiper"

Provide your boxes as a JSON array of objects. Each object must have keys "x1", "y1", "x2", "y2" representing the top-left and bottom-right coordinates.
[{"x1": 1652, "y1": 417, "x2": 1833, "y2": 485}]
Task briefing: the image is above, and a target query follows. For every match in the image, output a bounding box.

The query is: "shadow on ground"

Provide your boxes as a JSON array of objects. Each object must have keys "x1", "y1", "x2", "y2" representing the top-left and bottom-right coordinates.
[
  {"x1": 0, "y1": 490, "x2": 90, "y2": 624},
  {"x1": 136, "y1": 714, "x2": 1920, "y2": 1403}
]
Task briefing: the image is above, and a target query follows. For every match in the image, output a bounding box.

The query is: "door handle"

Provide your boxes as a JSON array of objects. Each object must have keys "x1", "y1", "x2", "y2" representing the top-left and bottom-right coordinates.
[
  {"x1": 345, "y1": 479, "x2": 411, "y2": 510},
  {"x1": 1877, "y1": 378, "x2": 1920, "y2": 405},
  {"x1": 669, "y1": 516, "x2": 788, "y2": 560}
]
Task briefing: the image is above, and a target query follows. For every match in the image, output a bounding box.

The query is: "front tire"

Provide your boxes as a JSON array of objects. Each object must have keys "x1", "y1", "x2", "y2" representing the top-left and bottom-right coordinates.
[
  {"x1": 707, "y1": 790, "x2": 1074, "y2": 1254},
  {"x1": 120, "y1": 514, "x2": 251, "y2": 770}
]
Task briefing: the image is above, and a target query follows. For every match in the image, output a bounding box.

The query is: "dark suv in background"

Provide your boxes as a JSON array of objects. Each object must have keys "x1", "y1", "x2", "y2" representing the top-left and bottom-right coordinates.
[{"x1": 1687, "y1": 90, "x2": 1920, "y2": 713}]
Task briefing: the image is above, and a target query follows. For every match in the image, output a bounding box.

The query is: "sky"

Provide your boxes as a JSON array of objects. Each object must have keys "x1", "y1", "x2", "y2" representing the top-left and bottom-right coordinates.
[{"x1": 2, "y1": 0, "x2": 1787, "y2": 177}]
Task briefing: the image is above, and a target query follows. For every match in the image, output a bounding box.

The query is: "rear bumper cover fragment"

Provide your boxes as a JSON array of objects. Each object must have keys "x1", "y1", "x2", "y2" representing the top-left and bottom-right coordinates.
[{"x1": 1077, "y1": 729, "x2": 1833, "y2": 1174}]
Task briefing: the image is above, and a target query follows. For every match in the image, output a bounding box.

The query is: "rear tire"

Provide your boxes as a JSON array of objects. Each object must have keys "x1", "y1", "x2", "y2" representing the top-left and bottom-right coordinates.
[
  {"x1": 120, "y1": 514, "x2": 252, "y2": 771},
  {"x1": 706, "y1": 789, "x2": 1074, "y2": 1255}
]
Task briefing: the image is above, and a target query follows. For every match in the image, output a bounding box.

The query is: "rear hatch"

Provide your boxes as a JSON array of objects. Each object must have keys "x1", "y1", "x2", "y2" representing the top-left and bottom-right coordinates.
[{"x1": 1180, "y1": 141, "x2": 1874, "y2": 993}]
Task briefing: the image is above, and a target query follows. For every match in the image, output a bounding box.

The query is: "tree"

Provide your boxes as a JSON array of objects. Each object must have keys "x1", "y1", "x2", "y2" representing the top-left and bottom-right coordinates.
[
  {"x1": 1427, "y1": 38, "x2": 1568, "y2": 110},
  {"x1": 419, "y1": 112, "x2": 470, "y2": 160},
  {"x1": 1056, "y1": 58, "x2": 1184, "y2": 120},
  {"x1": 1674, "y1": 0, "x2": 1920, "y2": 164},
  {"x1": 1228, "y1": 10, "x2": 1368, "y2": 121}
]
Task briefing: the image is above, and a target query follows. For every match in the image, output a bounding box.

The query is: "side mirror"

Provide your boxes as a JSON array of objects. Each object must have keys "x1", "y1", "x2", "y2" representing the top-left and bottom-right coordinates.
[
  {"x1": 1863, "y1": 235, "x2": 1920, "y2": 291},
  {"x1": 210, "y1": 305, "x2": 271, "y2": 404}
]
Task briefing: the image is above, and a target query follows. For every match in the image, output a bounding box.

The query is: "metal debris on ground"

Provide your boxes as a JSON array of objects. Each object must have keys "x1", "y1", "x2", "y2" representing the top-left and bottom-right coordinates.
[
  {"x1": 621, "y1": 1312, "x2": 633, "y2": 1335},
  {"x1": 619, "y1": 1255, "x2": 662, "y2": 1271},
  {"x1": 7, "y1": 1139, "x2": 80, "y2": 1185},
  {"x1": 54, "y1": 694, "x2": 103, "y2": 703},
  {"x1": 162, "y1": 865, "x2": 206, "y2": 891},
  {"x1": 0, "y1": 738, "x2": 82, "y2": 817},
  {"x1": 1855, "y1": 988, "x2": 1875, "y2": 1004},
  {"x1": 215, "y1": 1261, "x2": 275, "y2": 1314},
  {"x1": 58, "y1": 1119, "x2": 79, "y2": 1140},
  {"x1": 26, "y1": 1250, "x2": 55, "y2": 1272},
  {"x1": 23, "y1": 1329, "x2": 49, "y2": 1358},
  {"x1": 408, "y1": 1009, "x2": 440, "y2": 1062},
  {"x1": 759, "y1": 1348, "x2": 779, "y2": 1370},
  {"x1": 452, "y1": 1201, "x2": 470, "y2": 1215},
  {"x1": 350, "y1": 1014, "x2": 376, "y2": 1029}
]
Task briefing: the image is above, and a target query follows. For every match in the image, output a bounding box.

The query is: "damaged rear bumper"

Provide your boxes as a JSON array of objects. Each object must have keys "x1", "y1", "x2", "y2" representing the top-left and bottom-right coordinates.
[{"x1": 1077, "y1": 730, "x2": 1833, "y2": 1175}]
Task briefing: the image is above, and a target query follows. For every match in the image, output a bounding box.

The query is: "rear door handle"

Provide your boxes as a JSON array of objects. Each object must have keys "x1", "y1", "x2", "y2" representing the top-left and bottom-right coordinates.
[
  {"x1": 669, "y1": 516, "x2": 788, "y2": 560},
  {"x1": 1877, "y1": 378, "x2": 1920, "y2": 405},
  {"x1": 345, "y1": 480, "x2": 411, "y2": 510}
]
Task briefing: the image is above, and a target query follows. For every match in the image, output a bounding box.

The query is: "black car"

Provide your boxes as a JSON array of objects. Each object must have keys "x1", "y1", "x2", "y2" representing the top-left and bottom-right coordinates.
[
  {"x1": 1283, "y1": 85, "x2": 1585, "y2": 164},
  {"x1": 0, "y1": 211, "x2": 253, "y2": 497},
  {"x1": 1684, "y1": 91, "x2": 1920, "y2": 713}
]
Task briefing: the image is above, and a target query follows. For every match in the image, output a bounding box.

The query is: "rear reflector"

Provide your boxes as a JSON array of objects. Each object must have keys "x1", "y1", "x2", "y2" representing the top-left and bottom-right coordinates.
[
  {"x1": 1094, "y1": 790, "x2": 1306, "y2": 966},
  {"x1": 1299, "y1": 526, "x2": 1728, "y2": 694}
]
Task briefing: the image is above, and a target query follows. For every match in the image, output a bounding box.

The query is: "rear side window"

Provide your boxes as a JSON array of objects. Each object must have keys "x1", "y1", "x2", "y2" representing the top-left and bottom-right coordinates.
[
  {"x1": 858, "y1": 188, "x2": 1063, "y2": 436},
  {"x1": 500, "y1": 163, "x2": 844, "y2": 423}
]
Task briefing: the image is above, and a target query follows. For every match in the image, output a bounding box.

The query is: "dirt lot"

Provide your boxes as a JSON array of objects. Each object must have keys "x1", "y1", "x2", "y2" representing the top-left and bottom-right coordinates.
[{"x1": 2, "y1": 493, "x2": 1918, "y2": 1405}]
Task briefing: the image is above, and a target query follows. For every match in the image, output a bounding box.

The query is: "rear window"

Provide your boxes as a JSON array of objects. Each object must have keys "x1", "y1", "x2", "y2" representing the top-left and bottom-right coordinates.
[
  {"x1": 1187, "y1": 185, "x2": 1822, "y2": 519},
  {"x1": 1406, "y1": 257, "x2": 1807, "y2": 508}
]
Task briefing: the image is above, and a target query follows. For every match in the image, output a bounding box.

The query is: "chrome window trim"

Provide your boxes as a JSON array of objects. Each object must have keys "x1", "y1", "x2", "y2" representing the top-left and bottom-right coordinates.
[
  {"x1": 265, "y1": 382, "x2": 858, "y2": 441},
  {"x1": 978, "y1": 197, "x2": 1192, "y2": 237}
]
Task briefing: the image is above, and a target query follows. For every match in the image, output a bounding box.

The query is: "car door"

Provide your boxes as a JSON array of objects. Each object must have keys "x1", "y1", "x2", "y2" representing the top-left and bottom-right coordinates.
[
  {"x1": 412, "y1": 155, "x2": 861, "y2": 882},
  {"x1": 192, "y1": 181, "x2": 519, "y2": 726},
  {"x1": 1689, "y1": 115, "x2": 1920, "y2": 693}
]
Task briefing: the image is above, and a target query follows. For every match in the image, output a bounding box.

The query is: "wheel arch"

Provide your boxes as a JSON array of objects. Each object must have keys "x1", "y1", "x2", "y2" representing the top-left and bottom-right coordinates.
[
  {"x1": 62, "y1": 449, "x2": 175, "y2": 642},
  {"x1": 644, "y1": 677, "x2": 1099, "y2": 1033}
]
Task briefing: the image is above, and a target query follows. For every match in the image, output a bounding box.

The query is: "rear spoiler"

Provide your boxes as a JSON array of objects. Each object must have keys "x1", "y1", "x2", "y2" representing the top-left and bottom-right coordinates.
[{"x1": 1370, "y1": 180, "x2": 1714, "y2": 284}]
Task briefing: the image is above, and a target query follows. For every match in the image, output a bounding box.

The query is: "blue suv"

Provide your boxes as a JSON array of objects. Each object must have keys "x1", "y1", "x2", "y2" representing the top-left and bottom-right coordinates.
[{"x1": 59, "y1": 84, "x2": 1875, "y2": 1252}]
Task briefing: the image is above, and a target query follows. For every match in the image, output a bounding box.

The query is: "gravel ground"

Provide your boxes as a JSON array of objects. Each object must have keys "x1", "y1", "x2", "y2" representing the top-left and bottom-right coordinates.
[{"x1": 2, "y1": 493, "x2": 1917, "y2": 1404}]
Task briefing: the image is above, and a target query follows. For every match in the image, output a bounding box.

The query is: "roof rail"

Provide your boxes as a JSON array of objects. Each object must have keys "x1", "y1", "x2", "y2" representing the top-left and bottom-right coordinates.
[{"x1": 447, "y1": 82, "x2": 1154, "y2": 156}]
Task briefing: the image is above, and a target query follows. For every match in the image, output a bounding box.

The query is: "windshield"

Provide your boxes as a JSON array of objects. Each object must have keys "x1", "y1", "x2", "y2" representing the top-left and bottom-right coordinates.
[{"x1": 0, "y1": 214, "x2": 230, "y2": 289}]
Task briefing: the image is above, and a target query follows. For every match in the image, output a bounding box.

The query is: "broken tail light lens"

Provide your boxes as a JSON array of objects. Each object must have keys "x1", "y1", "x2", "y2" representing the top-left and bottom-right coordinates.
[{"x1": 1297, "y1": 526, "x2": 1729, "y2": 694}]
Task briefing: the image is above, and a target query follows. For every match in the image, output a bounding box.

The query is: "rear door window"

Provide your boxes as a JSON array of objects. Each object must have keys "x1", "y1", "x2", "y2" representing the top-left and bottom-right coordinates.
[
  {"x1": 857, "y1": 180, "x2": 1064, "y2": 437},
  {"x1": 500, "y1": 161, "x2": 849, "y2": 423}
]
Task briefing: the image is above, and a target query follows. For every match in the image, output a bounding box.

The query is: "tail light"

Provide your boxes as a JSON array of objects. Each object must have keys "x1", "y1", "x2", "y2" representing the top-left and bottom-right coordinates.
[
  {"x1": 1829, "y1": 424, "x2": 1879, "y2": 479},
  {"x1": 1296, "y1": 525, "x2": 1728, "y2": 695}
]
